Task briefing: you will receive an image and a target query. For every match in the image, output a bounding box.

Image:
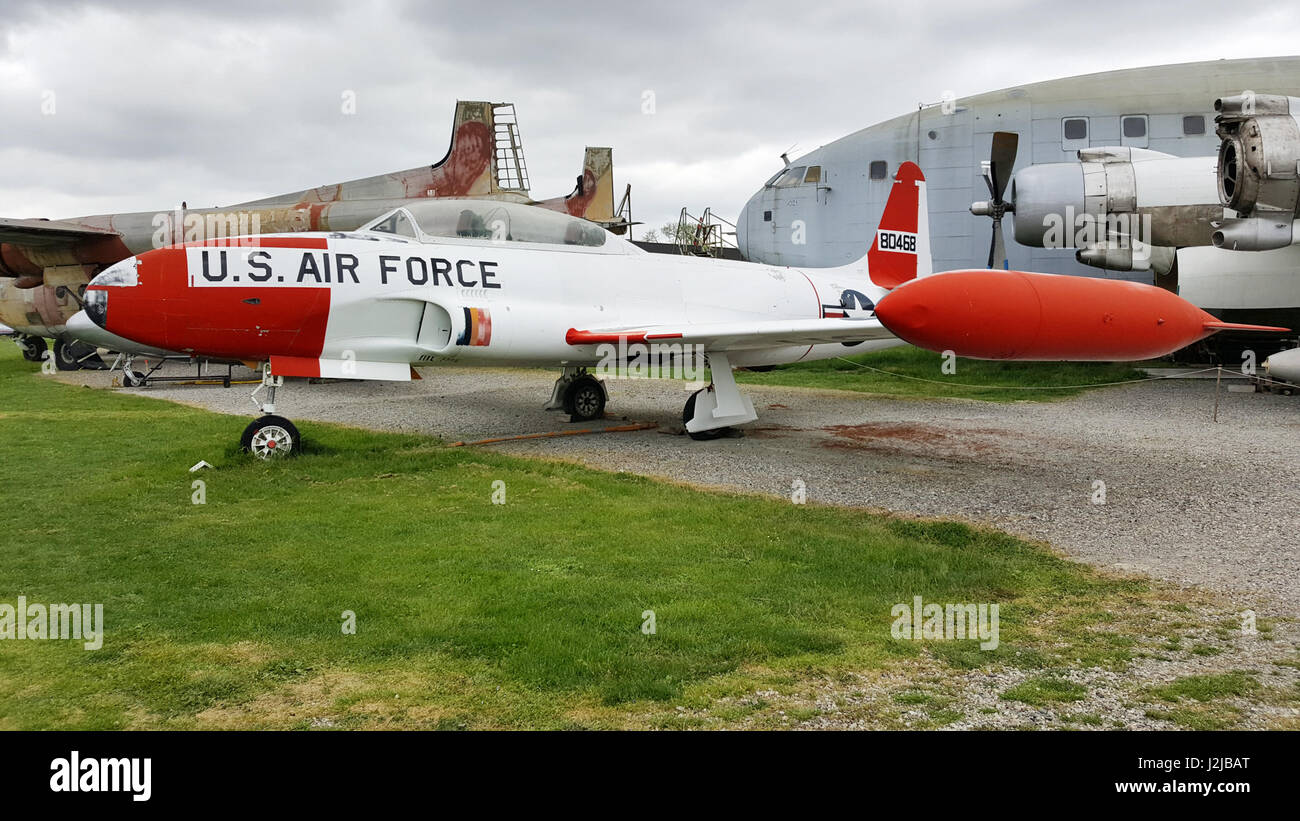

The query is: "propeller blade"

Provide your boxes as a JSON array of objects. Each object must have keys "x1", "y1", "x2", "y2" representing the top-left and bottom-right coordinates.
[
  {"x1": 989, "y1": 131, "x2": 1019, "y2": 202},
  {"x1": 992, "y1": 219, "x2": 1006, "y2": 270},
  {"x1": 987, "y1": 219, "x2": 998, "y2": 268}
]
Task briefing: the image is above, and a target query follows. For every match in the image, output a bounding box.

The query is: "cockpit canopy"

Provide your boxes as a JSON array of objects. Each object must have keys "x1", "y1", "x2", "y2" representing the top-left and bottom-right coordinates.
[{"x1": 360, "y1": 200, "x2": 609, "y2": 248}]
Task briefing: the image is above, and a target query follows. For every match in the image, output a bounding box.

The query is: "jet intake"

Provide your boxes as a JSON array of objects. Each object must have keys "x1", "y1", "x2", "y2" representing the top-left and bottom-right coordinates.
[{"x1": 1215, "y1": 93, "x2": 1300, "y2": 219}]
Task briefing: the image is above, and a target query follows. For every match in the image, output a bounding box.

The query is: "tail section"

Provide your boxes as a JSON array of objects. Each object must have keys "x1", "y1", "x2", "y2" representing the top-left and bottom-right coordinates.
[
  {"x1": 536, "y1": 147, "x2": 616, "y2": 222},
  {"x1": 866, "y1": 161, "x2": 931, "y2": 289}
]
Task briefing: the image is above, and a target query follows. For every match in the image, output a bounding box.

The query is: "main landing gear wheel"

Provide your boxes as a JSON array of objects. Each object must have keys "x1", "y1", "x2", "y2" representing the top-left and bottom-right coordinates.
[
  {"x1": 123, "y1": 369, "x2": 147, "y2": 387},
  {"x1": 682, "y1": 389, "x2": 728, "y2": 441},
  {"x1": 53, "y1": 338, "x2": 105, "y2": 371},
  {"x1": 563, "y1": 374, "x2": 607, "y2": 422},
  {"x1": 17, "y1": 335, "x2": 46, "y2": 362},
  {"x1": 241, "y1": 415, "x2": 300, "y2": 459}
]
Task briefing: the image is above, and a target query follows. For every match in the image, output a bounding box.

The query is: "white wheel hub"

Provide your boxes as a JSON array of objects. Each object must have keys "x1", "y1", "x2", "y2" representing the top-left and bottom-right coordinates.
[{"x1": 250, "y1": 425, "x2": 294, "y2": 458}]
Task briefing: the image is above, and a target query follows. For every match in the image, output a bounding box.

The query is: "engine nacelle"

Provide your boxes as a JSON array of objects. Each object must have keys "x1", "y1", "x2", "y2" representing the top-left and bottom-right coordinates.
[
  {"x1": 1010, "y1": 151, "x2": 1220, "y2": 251},
  {"x1": 1075, "y1": 243, "x2": 1176, "y2": 274},
  {"x1": 1215, "y1": 93, "x2": 1300, "y2": 219},
  {"x1": 1210, "y1": 216, "x2": 1300, "y2": 251},
  {"x1": 1264, "y1": 347, "x2": 1300, "y2": 384}
]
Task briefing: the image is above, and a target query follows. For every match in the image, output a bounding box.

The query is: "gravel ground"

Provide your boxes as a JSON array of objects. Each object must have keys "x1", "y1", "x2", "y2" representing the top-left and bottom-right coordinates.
[{"x1": 60, "y1": 362, "x2": 1300, "y2": 615}]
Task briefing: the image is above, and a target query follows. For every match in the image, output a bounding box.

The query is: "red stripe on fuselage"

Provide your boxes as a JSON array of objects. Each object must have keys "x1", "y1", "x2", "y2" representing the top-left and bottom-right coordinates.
[
  {"x1": 95, "y1": 246, "x2": 331, "y2": 360},
  {"x1": 269, "y1": 355, "x2": 322, "y2": 378}
]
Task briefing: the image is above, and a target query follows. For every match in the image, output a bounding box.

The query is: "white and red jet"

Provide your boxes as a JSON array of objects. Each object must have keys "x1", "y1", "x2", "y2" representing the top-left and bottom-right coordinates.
[{"x1": 68, "y1": 163, "x2": 1281, "y2": 457}]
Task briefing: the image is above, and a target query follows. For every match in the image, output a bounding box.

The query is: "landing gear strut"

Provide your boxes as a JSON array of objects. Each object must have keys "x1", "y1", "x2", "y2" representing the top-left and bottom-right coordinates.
[
  {"x1": 242, "y1": 365, "x2": 300, "y2": 458},
  {"x1": 680, "y1": 352, "x2": 757, "y2": 440},
  {"x1": 547, "y1": 367, "x2": 608, "y2": 422}
]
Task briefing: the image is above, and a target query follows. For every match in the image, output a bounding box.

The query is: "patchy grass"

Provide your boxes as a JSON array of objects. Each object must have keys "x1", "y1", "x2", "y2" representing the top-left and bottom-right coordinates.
[
  {"x1": 735, "y1": 345, "x2": 1145, "y2": 402},
  {"x1": 1145, "y1": 705, "x2": 1243, "y2": 730},
  {"x1": 1147, "y1": 672, "x2": 1261, "y2": 704},
  {"x1": 1001, "y1": 677, "x2": 1088, "y2": 706}
]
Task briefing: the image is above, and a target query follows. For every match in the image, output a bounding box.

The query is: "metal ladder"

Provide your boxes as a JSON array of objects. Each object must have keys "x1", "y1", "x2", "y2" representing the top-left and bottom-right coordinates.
[
  {"x1": 675, "y1": 207, "x2": 738, "y2": 257},
  {"x1": 491, "y1": 103, "x2": 530, "y2": 194}
]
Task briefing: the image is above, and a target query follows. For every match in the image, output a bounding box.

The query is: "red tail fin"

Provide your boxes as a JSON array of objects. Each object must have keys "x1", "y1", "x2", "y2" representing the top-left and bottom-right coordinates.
[{"x1": 868, "y1": 161, "x2": 930, "y2": 289}]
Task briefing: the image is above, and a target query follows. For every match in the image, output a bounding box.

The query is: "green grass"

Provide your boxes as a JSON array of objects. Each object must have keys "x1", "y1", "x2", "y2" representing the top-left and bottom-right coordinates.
[
  {"x1": 1001, "y1": 677, "x2": 1088, "y2": 706},
  {"x1": 1147, "y1": 672, "x2": 1260, "y2": 703},
  {"x1": 735, "y1": 345, "x2": 1146, "y2": 402},
  {"x1": 0, "y1": 344, "x2": 1222, "y2": 728}
]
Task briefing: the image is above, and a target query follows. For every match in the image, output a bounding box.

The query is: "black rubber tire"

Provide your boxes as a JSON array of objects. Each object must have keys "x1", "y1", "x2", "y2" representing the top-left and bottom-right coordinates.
[
  {"x1": 240, "y1": 415, "x2": 300, "y2": 458},
  {"x1": 53, "y1": 338, "x2": 104, "y2": 371},
  {"x1": 53, "y1": 338, "x2": 81, "y2": 371},
  {"x1": 682, "y1": 389, "x2": 727, "y2": 441},
  {"x1": 18, "y1": 336, "x2": 46, "y2": 362},
  {"x1": 123, "y1": 369, "x2": 147, "y2": 387},
  {"x1": 564, "y1": 375, "x2": 606, "y2": 422}
]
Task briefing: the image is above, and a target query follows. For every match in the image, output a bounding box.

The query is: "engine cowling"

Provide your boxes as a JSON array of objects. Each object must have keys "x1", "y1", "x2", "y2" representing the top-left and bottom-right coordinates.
[
  {"x1": 1075, "y1": 242, "x2": 1176, "y2": 274},
  {"x1": 1009, "y1": 150, "x2": 1220, "y2": 253},
  {"x1": 1215, "y1": 93, "x2": 1300, "y2": 220},
  {"x1": 1209, "y1": 215, "x2": 1298, "y2": 251}
]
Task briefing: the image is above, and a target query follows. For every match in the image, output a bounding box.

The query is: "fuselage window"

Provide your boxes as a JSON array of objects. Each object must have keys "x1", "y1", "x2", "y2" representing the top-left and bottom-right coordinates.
[
  {"x1": 804, "y1": 165, "x2": 822, "y2": 184},
  {"x1": 869, "y1": 161, "x2": 887, "y2": 180},
  {"x1": 1062, "y1": 118, "x2": 1088, "y2": 141},
  {"x1": 1183, "y1": 115, "x2": 1206, "y2": 136},
  {"x1": 1122, "y1": 116, "x2": 1147, "y2": 139}
]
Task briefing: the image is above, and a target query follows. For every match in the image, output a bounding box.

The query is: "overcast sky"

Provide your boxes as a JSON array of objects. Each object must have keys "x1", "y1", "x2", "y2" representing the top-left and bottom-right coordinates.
[{"x1": 2, "y1": 0, "x2": 1298, "y2": 236}]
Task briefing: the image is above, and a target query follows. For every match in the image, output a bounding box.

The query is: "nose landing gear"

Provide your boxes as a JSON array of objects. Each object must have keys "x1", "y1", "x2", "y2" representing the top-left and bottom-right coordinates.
[{"x1": 242, "y1": 365, "x2": 300, "y2": 458}]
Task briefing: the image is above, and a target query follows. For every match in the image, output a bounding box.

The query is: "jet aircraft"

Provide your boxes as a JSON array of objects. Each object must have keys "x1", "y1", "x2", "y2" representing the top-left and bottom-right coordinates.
[{"x1": 68, "y1": 163, "x2": 1280, "y2": 457}]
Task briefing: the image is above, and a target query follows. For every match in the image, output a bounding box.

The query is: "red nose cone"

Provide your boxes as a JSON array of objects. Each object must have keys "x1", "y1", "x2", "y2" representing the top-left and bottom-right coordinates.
[{"x1": 875, "y1": 270, "x2": 1241, "y2": 361}]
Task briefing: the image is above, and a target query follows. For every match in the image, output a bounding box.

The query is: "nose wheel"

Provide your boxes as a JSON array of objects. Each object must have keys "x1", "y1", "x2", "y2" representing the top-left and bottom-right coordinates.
[{"x1": 241, "y1": 415, "x2": 300, "y2": 459}]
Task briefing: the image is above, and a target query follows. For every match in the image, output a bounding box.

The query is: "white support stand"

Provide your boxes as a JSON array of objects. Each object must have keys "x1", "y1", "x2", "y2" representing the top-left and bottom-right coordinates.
[{"x1": 684, "y1": 351, "x2": 757, "y2": 433}]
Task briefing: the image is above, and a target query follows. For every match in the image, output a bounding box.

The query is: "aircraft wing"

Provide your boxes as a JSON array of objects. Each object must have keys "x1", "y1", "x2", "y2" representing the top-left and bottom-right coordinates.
[
  {"x1": 0, "y1": 217, "x2": 119, "y2": 248},
  {"x1": 565, "y1": 316, "x2": 893, "y2": 351}
]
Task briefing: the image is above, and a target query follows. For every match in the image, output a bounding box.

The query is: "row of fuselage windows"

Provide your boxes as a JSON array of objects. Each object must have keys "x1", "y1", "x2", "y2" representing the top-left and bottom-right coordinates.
[
  {"x1": 765, "y1": 114, "x2": 1212, "y2": 190},
  {"x1": 1061, "y1": 113, "x2": 1206, "y2": 145}
]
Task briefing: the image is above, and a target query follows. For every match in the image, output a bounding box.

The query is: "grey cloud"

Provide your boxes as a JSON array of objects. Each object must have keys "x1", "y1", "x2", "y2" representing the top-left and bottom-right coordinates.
[{"x1": 0, "y1": 0, "x2": 1297, "y2": 229}]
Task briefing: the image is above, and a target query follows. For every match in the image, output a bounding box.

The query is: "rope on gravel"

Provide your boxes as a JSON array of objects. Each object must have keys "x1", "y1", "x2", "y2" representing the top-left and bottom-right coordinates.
[
  {"x1": 827, "y1": 360, "x2": 1296, "y2": 391},
  {"x1": 447, "y1": 422, "x2": 658, "y2": 447}
]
